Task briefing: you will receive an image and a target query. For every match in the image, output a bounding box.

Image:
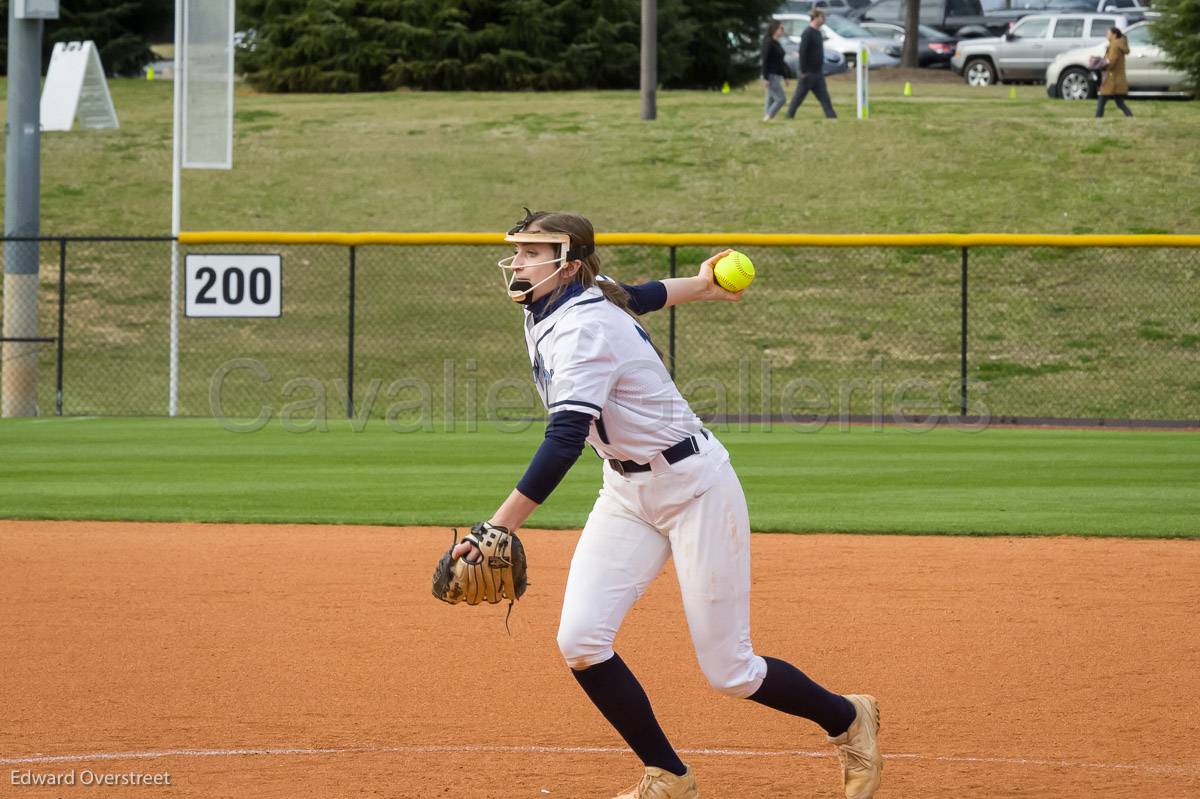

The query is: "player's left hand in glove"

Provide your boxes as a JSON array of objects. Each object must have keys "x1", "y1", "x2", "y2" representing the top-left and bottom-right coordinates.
[{"x1": 432, "y1": 522, "x2": 528, "y2": 608}]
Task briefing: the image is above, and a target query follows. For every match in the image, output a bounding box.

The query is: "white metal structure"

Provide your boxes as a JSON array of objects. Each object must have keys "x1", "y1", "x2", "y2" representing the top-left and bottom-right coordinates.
[
  {"x1": 39, "y1": 41, "x2": 118, "y2": 131},
  {"x1": 14, "y1": 0, "x2": 58, "y2": 18},
  {"x1": 170, "y1": 0, "x2": 235, "y2": 415}
]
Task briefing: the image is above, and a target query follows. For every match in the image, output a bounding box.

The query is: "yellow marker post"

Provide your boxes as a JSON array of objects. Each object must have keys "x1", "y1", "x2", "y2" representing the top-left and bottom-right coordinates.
[
  {"x1": 1009, "y1": 86, "x2": 1017, "y2": 99},
  {"x1": 147, "y1": 66, "x2": 155, "y2": 81},
  {"x1": 721, "y1": 81, "x2": 731, "y2": 94},
  {"x1": 903, "y1": 80, "x2": 912, "y2": 97}
]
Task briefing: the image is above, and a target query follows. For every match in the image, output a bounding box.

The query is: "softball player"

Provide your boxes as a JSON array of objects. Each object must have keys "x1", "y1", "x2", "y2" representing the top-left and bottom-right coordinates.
[{"x1": 454, "y1": 210, "x2": 882, "y2": 799}]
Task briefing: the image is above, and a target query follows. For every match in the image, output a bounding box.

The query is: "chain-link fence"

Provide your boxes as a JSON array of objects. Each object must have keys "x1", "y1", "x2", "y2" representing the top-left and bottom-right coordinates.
[{"x1": 2, "y1": 235, "x2": 1198, "y2": 424}]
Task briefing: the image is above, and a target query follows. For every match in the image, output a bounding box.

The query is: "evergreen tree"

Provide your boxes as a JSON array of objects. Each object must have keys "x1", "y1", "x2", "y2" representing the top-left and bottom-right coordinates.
[
  {"x1": 1150, "y1": 0, "x2": 1200, "y2": 92},
  {"x1": 239, "y1": 0, "x2": 778, "y2": 92},
  {"x1": 239, "y1": 0, "x2": 426, "y2": 92},
  {"x1": 659, "y1": 0, "x2": 776, "y2": 89},
  {"x1": 1, "y1": 0, "x2": 173, "y2": 77},
  {"x1": 382, "y1": 0, "x2": 639, "y2": 91}
]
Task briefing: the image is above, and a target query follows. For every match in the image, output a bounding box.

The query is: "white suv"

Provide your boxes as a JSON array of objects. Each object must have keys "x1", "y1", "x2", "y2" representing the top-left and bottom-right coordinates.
[
  {"x1": 951, "y1": 12, "x2": 1129, "y2": 85},
  {"x1": 1045, "y1": 21, "x2": 1193, "y2": 99}
]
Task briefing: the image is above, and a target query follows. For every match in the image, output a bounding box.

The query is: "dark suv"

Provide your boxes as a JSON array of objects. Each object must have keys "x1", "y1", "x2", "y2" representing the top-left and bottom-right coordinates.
[{"x1": 849, "y1": 0, "x2": 1010, "y2": 37}]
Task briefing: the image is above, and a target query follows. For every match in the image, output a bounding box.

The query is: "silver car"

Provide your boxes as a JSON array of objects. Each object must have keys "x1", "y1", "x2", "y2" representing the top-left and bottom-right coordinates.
[
  {"x1": 1045, "y1": 21, "x2": 1193, "y2": 99},
  {"x1": 776, "y1": 13, "x2": 901, "y2": 69},
  {"x1": 951, "y1": 12, "x2": 1129, "y2": 85},
  {"x1": 776, "y1": 0, "x2": 874, "y2": 16}
]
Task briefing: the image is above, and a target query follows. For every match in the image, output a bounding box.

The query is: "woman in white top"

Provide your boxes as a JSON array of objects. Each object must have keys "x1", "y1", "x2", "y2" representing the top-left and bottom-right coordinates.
[{"x1": 453, "y1": 209, "x2": 882, "y2": 799}]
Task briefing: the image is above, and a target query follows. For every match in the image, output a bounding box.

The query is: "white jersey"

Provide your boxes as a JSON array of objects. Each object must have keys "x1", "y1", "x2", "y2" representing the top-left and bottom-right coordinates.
[{"x1": 523, "y1": 285, "x2": 704, "y2": 464}]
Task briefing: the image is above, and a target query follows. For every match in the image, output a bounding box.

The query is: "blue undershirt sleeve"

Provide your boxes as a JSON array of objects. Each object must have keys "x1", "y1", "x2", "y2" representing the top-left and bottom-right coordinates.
[
  {"x1": 515, "y1": 410, "x2": 592, "y2": 504},
  {"x1": 620, "y1": 281, "x2": 668, "y2": 315}
]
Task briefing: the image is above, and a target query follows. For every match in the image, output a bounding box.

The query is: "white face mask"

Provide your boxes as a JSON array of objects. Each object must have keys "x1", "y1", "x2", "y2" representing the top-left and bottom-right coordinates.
[
  {"x1": 498, "y1": 230, "x2": 572, "y2": 305},
  {"x1": 497, "y1": 252, "x2": 567, "y2": 305}
]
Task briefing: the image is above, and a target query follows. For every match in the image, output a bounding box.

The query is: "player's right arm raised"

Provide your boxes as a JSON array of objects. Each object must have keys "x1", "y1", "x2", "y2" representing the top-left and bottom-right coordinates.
[
  {"x1": 618, "y1": 249, "x2": 745, "y2": 313},
  {"x1": 664, "y1": 249, "x2": 745, "y2": 305}
]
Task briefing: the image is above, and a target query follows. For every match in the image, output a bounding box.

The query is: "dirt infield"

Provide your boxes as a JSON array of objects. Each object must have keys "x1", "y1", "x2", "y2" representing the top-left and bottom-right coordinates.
[{"x1": 2, "y1": 521, "x2": 1198, "y2": 799}]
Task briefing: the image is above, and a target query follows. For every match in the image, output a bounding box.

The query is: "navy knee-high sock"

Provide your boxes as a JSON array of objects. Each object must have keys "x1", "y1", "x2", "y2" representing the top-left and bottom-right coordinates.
[
  {"x1": 748, "y1": 656, "x2": 856, "y2": 737},
  {"x1": 571, "y1": 652, "x2": 687, "y2": 777}
]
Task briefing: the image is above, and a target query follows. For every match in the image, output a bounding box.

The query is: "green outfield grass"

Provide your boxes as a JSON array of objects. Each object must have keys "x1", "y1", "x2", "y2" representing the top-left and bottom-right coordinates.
[
  {"x1": 1, "y1": 418, "x2": 1196, "y2": 537},
  {"x1": 5, "y1": 76, "x2": 1199, "y2": 235}
]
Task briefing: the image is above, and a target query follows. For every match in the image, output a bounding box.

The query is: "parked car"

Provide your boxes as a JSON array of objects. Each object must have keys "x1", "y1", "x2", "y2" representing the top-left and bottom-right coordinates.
[
  {"x1": 777, "y1": 0, "x2": 874, "y2": 15},
  {"x1": 990, "y1": 0, "x2": 1091, "y2": 10},
  {"x1": 983, "y1": 0, "x2": 1092, "y2": 27},
  {"x1": 849, "y1": 0, "x2": 1006, "y2": 38},
  {"x1": 234, "y1": 28, "x2": 257, "y2": 52},
  {"x1": 727, "y1": 29, "x2": 760, "y2": 73},
  {"x1": 776, "y1": 13, "x2": 902, "y2": 69},
  {"x1": 1045, "y1": 20, "x2": 1193, "y2": 99},
  {"x1": 858, "y1": 20, "x2": 959, "y2": 66},
  {"x1": 1043, "y1": 0, "x2": 1098, "y2": 9},
  {"x1": 950, "y1": 12, "x2": 1130, "y2": 85},
  {"x1": 780, "y1": 36, "x2": 853, "y2": 75},
  {"x1": 1077, "y1": 0, "x2": 1151, "y2": 13}
]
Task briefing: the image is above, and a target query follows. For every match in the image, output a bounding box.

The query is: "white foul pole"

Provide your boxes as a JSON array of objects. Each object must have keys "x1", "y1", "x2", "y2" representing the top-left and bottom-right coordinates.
[{"x1": 169, "y1": 0, "x2": 183, "y2": 416}]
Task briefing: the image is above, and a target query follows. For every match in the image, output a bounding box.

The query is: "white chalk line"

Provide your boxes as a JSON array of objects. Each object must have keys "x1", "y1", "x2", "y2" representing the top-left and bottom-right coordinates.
[
  {"x1": 28, "y1": 416, "x2": 98, "y2": 423},
  {"x1": 2, "y1": 744, "x2": 1197, "y2": 777}
]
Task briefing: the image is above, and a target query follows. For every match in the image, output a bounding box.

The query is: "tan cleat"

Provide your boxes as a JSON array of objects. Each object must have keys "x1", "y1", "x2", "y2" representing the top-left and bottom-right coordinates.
[
  {"x1": 828, "y1": 694, "x2": 882, "y2": 799},
  {"x1": 613, "y1": 765, "x2": 700, "y2": 799}
]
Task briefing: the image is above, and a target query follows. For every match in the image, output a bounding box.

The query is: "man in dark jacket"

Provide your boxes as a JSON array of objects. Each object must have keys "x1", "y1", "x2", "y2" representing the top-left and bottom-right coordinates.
[{"x1": 786, "y1": 9, "x2": 837, "y2": 120}]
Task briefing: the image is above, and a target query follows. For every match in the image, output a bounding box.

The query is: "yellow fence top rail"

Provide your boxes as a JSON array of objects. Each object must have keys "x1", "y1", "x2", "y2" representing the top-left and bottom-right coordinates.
[{"x1": 179, "y1": 231, "x2": 1200, "y2": 248}]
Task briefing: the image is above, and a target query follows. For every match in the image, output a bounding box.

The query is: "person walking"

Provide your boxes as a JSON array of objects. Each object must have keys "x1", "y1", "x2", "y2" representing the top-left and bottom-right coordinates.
[
  {"x1": 786, "y1": 9, "x2": 837, "y2": 120},
  {"x1": 762, "y1": 21, "x2": 793, "y2": 121},
  {"x1": 1096, "y1": 26, "x2": 1133, "y2": 118}
]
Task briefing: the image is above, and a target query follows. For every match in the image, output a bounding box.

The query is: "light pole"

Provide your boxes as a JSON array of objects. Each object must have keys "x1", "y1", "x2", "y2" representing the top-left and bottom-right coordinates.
[
  {"x1": 640, "y1": 0, "x2": 657, "y2": 120},
  {"x1": 3, "y1": 1, "x2": 59, "y2": 416}
]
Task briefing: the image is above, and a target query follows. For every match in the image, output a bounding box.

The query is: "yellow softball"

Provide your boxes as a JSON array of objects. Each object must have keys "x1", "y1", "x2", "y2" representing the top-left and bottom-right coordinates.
[{"x1": 713, "y1": 251, "x2": 755, "y2": 293}]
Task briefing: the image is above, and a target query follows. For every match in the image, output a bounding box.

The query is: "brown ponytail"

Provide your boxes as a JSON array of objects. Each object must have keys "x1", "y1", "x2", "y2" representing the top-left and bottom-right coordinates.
[
  {"x1": 518, "y1": 210, "x2": 663, "y2": 357},
  {"x1": 514, "y1": 211, "x2": 638, "y2": 322}
]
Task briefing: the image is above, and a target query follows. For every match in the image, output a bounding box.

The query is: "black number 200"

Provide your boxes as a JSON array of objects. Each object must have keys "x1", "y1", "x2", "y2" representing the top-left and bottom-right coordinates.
[{"x1": 195, "y1": 266, "x2": 273, "y2": 305}]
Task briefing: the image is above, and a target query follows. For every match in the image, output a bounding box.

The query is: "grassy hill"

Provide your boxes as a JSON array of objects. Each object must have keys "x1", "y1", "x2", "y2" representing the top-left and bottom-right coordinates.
[{"x1": 9, "y1": 76, "x2": 1200, "y2": 235}]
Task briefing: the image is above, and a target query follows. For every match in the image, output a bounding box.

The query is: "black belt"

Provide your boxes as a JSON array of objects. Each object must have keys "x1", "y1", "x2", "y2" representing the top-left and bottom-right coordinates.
[{"x1": 607, "y1": 430, "x2": 708, "y2": 475}]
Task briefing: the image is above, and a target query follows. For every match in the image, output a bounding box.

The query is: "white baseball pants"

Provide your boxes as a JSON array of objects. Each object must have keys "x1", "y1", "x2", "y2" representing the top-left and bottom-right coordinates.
[{"x1": 556, "y1": 433, "x2": 768, "y2": 698}]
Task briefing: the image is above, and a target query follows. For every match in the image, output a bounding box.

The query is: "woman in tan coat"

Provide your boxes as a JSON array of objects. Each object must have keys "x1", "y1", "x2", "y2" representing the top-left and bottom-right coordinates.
[{"x1": 1096, "y1": 26, "x2": 1133, "y2": 118}]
